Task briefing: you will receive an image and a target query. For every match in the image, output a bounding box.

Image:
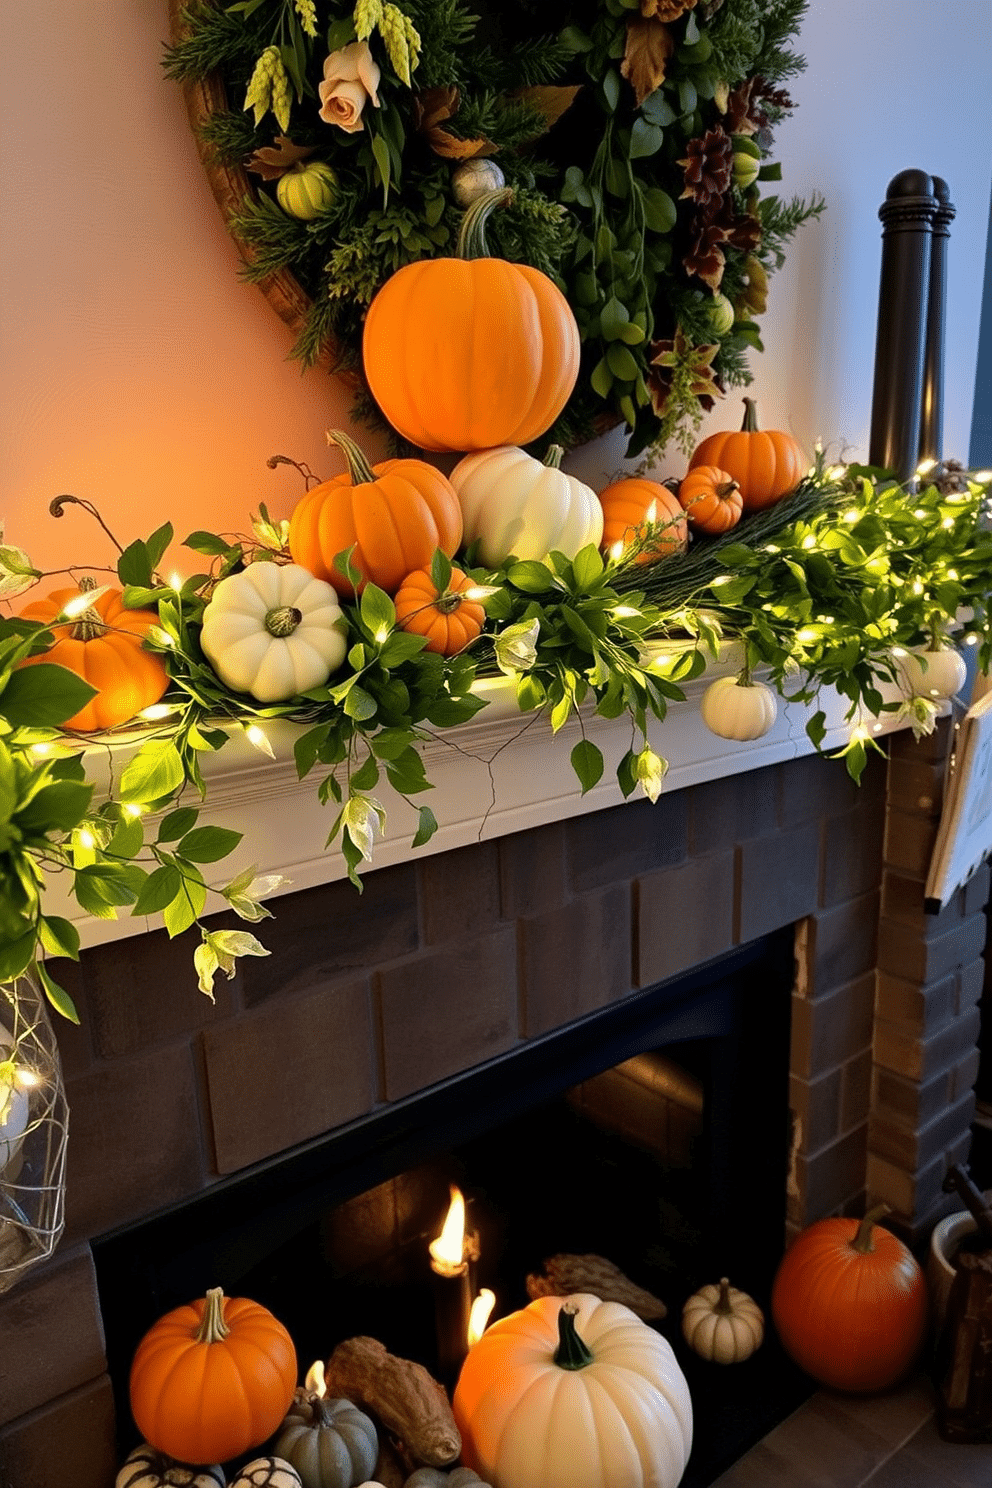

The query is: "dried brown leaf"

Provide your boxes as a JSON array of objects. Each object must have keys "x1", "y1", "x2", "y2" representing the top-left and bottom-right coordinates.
[
  {"x1": 426, "y1": 129, "x2": 497, "y2": 160},
  {"x1": 246, "y1": 135, "x2": 316, "y2": 181},
  {"x1": 621, "y1": 18, "x2": 675, "y2": 106},
  {"x1": 412, "y1": 85, "x2": 460, "y2": 134},
  {"x1": 513, "y1": 84, "x2": 582, "y2": 133}
]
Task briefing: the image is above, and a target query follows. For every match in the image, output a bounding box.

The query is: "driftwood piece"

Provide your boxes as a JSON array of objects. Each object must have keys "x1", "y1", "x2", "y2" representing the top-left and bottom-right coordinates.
[
  {"x1": 324, "y1": 1337, "x2": 461, "y2": 1467},
  {"x1": 526, "y1": 1253, "x2": 667, "y2": 1319}
]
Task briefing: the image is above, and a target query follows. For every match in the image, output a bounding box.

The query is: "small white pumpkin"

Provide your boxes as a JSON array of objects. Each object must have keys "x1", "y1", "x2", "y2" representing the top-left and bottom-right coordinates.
[
  {"x1": 681, "y1": 1277, "x2": 765, "y2": 1364},
  {"x1": 200, "y1": 563, "x2": 347, "y2": 703},
  {"x1": 229, "y1": 1460, "x2": 302, "y2": 1488},
  {"x1": 451, "y1": 444, "x2": 603, "y2": 566},
  {"x1": 115, "y1": 1443, "x2": 224, "y2": 1488},
  {"x1": 895, "y1": 644, "x2": 967, "y2": 701},
  {"x1": 700, "y1": 674, "x2": 777, "y2": 740}
]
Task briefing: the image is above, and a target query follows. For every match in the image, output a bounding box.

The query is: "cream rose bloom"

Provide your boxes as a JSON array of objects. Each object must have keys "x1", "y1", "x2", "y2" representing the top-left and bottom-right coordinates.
[{"x1": 318, "y1": 42, "x2": 381, "y2": 133}]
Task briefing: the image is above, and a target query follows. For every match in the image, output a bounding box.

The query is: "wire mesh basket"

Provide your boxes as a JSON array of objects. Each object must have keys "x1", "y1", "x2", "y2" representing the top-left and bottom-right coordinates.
[{"x1": 0, "y1": 970, "x2": 68, "y2": 1293}]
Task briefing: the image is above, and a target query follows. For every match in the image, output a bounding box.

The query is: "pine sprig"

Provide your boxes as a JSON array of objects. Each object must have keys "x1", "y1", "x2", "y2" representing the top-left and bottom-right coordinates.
[{"x1": 164, "y1": 2, "x2": 268, "y2": 81}]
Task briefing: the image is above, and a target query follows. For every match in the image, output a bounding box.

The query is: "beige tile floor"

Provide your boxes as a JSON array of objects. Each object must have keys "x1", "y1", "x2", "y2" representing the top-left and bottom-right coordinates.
[{"x1": 709, "y1": 1371, "x2": 991, "y2": 1487}]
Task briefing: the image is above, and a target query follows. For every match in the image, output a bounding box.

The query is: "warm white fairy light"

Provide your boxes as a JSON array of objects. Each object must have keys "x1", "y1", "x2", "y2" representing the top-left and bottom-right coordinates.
[
  {"x1": 244, "y1": 723, "x2": 274, "y2": 758},
  {"x1": 30, "y1": 742, "x2": 51, "y2": 758},
  {"x1": 374, "y1": 625, "x2": 391, "y2": 645},
  {"x1": 148, "y1": 627, "x2": 175, "y2": 649},
  {"x1": 77, "y1": 829, "x2": 96, "y2": 850},
  {"x1": 964, "y1": 633, "x2": 979, "y2": 646},
  {"x1": 797, "y1": 628, "x2": 819, "y2": 643},
  {"x1": 801, "y1": 534, "x2": 817, "y2": 550},
  {"x1": 169, "y1": 571, "x2": 184, "y2": 591},
  {"x1": 850, "y1": 723, "x2": 869, "y2": 745},
  {"x1": 122, "y1": 803, "x2": 144, "y2": 820},
  {"x1": 59, "y1": 590, "x2": 97, "y2": 620},
  {"x1": 138, "y1": 703, "x2": 176, "y2": 721},
  {"x1": 612, "y1": 605, "x2": 641, "y2": 619},
  {"x1": 609, "y1": 539, "x2": 625, "y2": 563},
  {"x1": 463, "y1": 585, "x2": 501, "y2": 602},
  {"x1": 826, "y1": 464, "x2": 848, "y2": 481},
  {"x1": 914, "y1": 508, "x2": 928, "y2": 520},
  {"x1": 916, "y1": 458, "x2": 937, "y2": 478},
  {"x1": 941, "y1": 517, "x2": 955, "y2": 530},
  {"x1": 763, "y1": 543, "x2": 780, "y2": 553}
]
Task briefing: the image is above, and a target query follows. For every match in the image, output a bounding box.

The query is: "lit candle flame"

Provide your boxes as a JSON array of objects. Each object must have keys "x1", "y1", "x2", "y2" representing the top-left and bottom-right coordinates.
[
  {"x1": 429, "y1": 1185, "x2": 467, "y2": 1274},
  {"x1": 467, "y1": 1288, "x2": 496, "y2": 1346},
  {"x1": 304, "y1": 1359, "x2": 326, "y2": 1396}
]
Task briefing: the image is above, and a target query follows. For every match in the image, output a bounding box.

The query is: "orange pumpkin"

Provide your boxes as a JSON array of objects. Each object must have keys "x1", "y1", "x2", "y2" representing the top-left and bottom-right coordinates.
[
  {"x1": 770, "y1": 1204, "x2": 929, "y2": 1392},
  {"x1": 689, "y1": 399, "x2": 806, "y2": 511},
  {"x1": 129, "y1": 1287, "x2": 297, "y2": 1466},
  {"x1": 394, "y1": 565, "x2": 486, "y2": 656},
  {"x1": 361, "y1": 189, "x2": 580, "y2": 452},
  {"x1": 599, "y1": 477, "x2": 687, "y2": 565},
  {"x1": 677, "y1": 466, "x2": 743, "y2": 535},
  {"x1": 19, "y1": 579, "x2": 169, "y2": 731},
  {"x1": 288, "y1": 431, "x2": 462, "y2": 597}
]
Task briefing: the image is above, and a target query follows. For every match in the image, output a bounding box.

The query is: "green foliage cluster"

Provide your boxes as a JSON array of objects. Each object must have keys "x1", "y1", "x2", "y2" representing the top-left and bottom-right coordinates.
[
  {"x1": 3, "y1": 464, "x2": 992, "y2": 1021},
  {"x1": 164, "y1": 0, "x2": 822, "y2": 460}
]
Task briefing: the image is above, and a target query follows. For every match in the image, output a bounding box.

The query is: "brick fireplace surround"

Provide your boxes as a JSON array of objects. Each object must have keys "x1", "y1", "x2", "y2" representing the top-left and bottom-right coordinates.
[{"x1": 0, "y1": 718, "x2": 986, "y2": 1488}]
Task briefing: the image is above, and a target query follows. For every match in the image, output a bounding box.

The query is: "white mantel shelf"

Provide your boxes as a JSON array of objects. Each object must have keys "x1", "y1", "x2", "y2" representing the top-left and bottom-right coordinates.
[{"x1": 49, "y1": 651, "x2": 914, "y2": 950}]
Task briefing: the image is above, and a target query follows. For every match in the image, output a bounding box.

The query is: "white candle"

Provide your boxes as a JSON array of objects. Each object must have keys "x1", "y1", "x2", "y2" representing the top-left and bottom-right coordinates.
[{"x1": 0, "y1": 1029, "x2": 33, "y2": 1177}]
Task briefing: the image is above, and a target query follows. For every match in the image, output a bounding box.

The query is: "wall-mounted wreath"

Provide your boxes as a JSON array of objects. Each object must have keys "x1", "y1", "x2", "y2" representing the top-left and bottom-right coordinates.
[{"x1": 165, "y1": 0, "x2": 823, "y2": 460}]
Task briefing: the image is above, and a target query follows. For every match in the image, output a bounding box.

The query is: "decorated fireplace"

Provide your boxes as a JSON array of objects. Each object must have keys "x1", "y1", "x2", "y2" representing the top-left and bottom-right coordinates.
[{"x1": 0, "y1": 706, "x2": 987, "y2": 1488}]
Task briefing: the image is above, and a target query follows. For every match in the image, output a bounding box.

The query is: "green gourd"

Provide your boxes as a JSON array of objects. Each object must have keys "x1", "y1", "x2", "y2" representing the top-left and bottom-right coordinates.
[{"x1": 274, "y1": 1395, "x2": 378, "y2": 1488}]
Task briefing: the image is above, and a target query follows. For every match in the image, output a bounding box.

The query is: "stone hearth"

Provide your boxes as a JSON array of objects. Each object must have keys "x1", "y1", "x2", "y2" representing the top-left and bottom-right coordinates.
[{"x1": 0, "y1": 721, "x2": 986, "y2": 1488}]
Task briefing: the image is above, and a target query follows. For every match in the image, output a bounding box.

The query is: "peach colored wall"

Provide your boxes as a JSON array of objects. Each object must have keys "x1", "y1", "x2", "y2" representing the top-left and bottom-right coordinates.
[{"x1": 2, "y1": 3, "x2": 990, "y2": 579}]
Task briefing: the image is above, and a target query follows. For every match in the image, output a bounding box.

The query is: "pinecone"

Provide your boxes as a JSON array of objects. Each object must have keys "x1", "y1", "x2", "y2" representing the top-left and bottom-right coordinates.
[
  {"x1": 930, "y1": 459, "x2": 970, "y2": 495},
  {"x1": 678, "y1": 127, "x2": 733, "y2": 208}
]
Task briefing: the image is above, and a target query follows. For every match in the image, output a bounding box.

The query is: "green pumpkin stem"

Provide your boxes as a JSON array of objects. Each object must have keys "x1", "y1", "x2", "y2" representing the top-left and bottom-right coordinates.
[
  {"x1": 554, "y1": 1305, "x2": 595, "y2": 1370},
  {"x1": 69, "y1": 576, "x2": 107, "y2": 642},
  {"x1": 265, "y1": 606, "x2": 303, "y2": 638},
  {"x1": 543, "y1": 445, "x2": 565, "y2": 471},
  {"x1": 741, "y1": 397, "x2": 760, "y2": 432},
  {"x1": 328, "y1": 429, "x2": 377, "y2": 487},
  {"x1": 456, "y1": 187, "x2": 514, "y2": 261},
  {"x1": 850, "y1": 1202, "x2": 891, "y2": 1254},
  {"x1": 196, "y1": 1287, "x2": 232, "y2": 1345}
]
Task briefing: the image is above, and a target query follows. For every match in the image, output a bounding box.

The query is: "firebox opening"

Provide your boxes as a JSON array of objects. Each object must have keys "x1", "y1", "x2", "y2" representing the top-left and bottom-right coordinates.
[{"x1": 94, "y1": 925, "x2": 813, "y2": 1488}]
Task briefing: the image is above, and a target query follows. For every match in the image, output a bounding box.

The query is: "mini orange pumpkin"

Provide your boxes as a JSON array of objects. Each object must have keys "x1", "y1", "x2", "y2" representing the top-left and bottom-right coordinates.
[
  {"x1": 394, "y1": 565, "x2": 486, "y2": 656},
  {"x1": 288, "y1": 431, "x2": 462, "y2": 597},
  {"x1": 129, "y1": 1286, "x2": 298, "y2": 1466},
  {"x1": 677, "y1": 466, "x2": 743, "y2": 535},
  {"x1": 770, "y1": 1204, "x2": 928, "y2": 1392},
  {"x1": 599, "y1": 477, "x2": 687, "y2": 564},
  {"x1": 689, "y1": 399, "x2": 806, "y2": 511},
  {"x1": 19, "y1": 578, "x2": 169, "y2": 731},
  {"x1": 362, "y1": 190, "x2": 580, "y2": 453}
]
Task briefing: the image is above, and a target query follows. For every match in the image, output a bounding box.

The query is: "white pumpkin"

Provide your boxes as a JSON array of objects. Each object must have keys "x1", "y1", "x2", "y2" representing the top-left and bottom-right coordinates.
[
  {"x1": 450, "y1": 445, "x2": 603, "y2": 566},
  {"x1": 229, "y1": 1460, "x2": 302, "y2": 1488},
  {"x1": 895, "y1": 644, "x2": 968, "y2": 701},
  {"x1": 681, "y1": 1277, "x2": 765, "y2": 1364},
  {"x1": 700, "y1": 675, "x2": 777, "y2": 740},
  {"x1": 0, "y1": 1025, "x2": 31, "y2": 1177},
  {"x1": 200, "y1": 563, "x2": 347, "y2": 704},
  {"x1": 115, "y1": 1443, "x2": 225, "y2": 1488},
  {"x1": 453, "y1": 1294, "x2": 692, "y2": 1488}
]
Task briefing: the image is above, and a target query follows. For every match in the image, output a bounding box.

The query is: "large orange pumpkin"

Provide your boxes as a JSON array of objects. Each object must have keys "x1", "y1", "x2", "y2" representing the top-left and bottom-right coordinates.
[
  {"x1": 361, "y1": 189, "x2": 580, "y2": 452},
  {"x1": 129, "y1": 1287, "x2": 298, "y2": 1465},
  {"x1": 688, "y1": 399, "x2": 806, "y2": 511},
  {"x1": 394, "y1": 565, "x2": 487, "y2": 656},
  {"x1": 770, "y1": 1204, "x2": 929, "y2": 1392},
  {"x1": 599, "y1": 477, "x2": 687, "y2": 564},
  {"x1": 19, "y1": 578, "x2": 169, "y2": 731},
  {"x1": 288, "y1": 430, "x2": 462, "y2": 597}
]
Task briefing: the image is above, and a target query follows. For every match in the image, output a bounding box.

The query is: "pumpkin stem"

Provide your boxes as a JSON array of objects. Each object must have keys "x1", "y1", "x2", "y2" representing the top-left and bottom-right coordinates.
[
  {"x1": 69, "y1": 576, "x2": 108, "y2": 642},
  {"x1": 553, "y1": 1304, "x2": 595, "y2": 1370},
  {"x1": 265, "y1": 605, "x2": 303, "y2": 638},
  {"x1": 714, "y1": 1278, "x2": 734, "y2": 1315},
  {"x1": 716, "y1": 479, "x2": 739, "y2": 500},
  {"x1": 195, "y1": 1287, "x2": 232, "y2": 1345},
  {"x1": 850, "y1": 1202, "x2": 891, "y2": 1254},
  {"x1": 543, "y1": 445, "x2": 565, "y2": 471},
  {"x1": 456, "y1": 187, "x2": 514, "y2": 261},
  {"x1": 435, "y1": 590, "x2": 464, "y2": 615},
  {"x1": 741, "y1": 397, "x2": 760, "y2": 433},
  {"x1": 328, "y1": 429, "x2": 377, "y2": 487}
]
